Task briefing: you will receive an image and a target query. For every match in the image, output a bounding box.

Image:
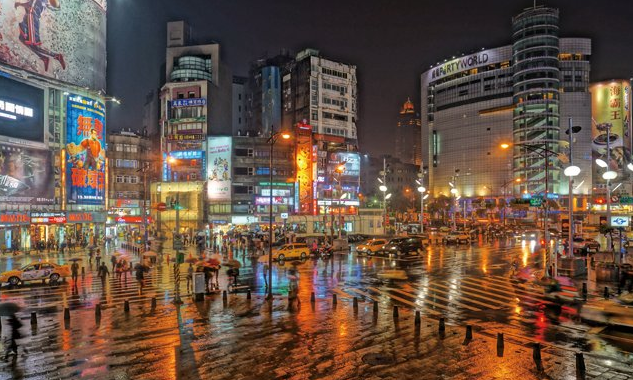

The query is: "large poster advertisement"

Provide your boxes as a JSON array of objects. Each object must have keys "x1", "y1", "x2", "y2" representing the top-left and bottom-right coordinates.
[
  {"x1": 591, "y1": 80, "x2": 632, "y2": 184},
  {"x1": 0, "y1": 76, "x2": 44, "y2": 142},
  {"x1": 0, "y1": 0, "x2": 107, "y2": 90},
  {"x1": 65, "y1": 94, "x2": 105, "y2": 205},
  {"x1": 0, "y1": 142, "x2": 53, "y2": 203},
  {"x1": 207, "y1": 136, "x2": 231, "y2": 201}
]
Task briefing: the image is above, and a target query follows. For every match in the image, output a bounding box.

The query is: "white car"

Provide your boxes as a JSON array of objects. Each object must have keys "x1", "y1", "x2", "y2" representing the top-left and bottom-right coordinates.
[{"x1": 444, "y1": 231, "x2": 470, "y2": 244}]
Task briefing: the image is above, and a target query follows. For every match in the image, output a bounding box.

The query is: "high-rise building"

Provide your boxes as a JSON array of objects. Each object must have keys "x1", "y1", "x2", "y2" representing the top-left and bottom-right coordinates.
[
  {"x1": 395, "y1": 98, "x2": 422, "y2": 166},
  {"x1": 282, "y1": 49, "x2": 360, "y2": 216},
  {"x1": 232, "y1": 76, "x2": 247, "y2": 136},
  {"x1": 157, "y1": 20, "x2": 233, "y2": 234},
  {"x1": 421, "y1": 5, "x2": 592, "y2": 204}
]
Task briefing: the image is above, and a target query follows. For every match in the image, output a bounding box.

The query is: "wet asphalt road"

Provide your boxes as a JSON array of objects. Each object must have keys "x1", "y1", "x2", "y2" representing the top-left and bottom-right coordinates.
[{"x1": 0, "y1": 237, "x2": 631, "y2": 379}]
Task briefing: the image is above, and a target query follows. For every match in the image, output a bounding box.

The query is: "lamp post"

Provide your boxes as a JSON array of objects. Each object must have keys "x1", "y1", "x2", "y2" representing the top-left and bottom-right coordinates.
[
  {"x1": 564, "y1": 118, "x2": 582, "y2": 257},
  {"x1": 137, "y1": 162, "x2": 151, "y2": 251},
  {"x1": 334, "y1": 163, "x2": 346, "y2": 239},
  {"x1": 416, "y1": 166, "x2": 426, "y2": 233},
  {"x1": 266, "y1": 128, "x2": 291, "y2": 301},
  {"x1": 500, "y1": 178, "x2": 521, "y2": 226},
  {"x1": 449, "y1": 169, "x2": 459, "y2": 230}
]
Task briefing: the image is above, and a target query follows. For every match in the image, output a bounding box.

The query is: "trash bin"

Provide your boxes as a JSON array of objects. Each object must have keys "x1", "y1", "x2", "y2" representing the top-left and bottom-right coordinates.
[{"x1": 192, "y1": 272, "x2": 206, "y2": 301}]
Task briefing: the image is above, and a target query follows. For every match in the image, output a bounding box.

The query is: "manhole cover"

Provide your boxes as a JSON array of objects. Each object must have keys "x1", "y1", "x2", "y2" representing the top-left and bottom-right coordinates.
[{"x1": 362, "y1": 353, "x2": 394, "y2": 366}]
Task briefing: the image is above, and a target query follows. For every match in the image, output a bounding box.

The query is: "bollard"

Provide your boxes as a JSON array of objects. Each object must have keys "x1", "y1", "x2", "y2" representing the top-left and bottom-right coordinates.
[
  {"x1": 81, "y1": 267, "x2": 85, "y2": 277},
  {"x1": 532, "y1": 343, "x2": 543, "y2": 371},
  {"x1": 582, "y1": 282, "x2": 587, "y2": 301},
  {"x1": 393, "y1": 305, "x2": 399, "y2": 319},
  {"x1": 575, "y1": 352, "x2": 586, "y2": 377},
  {"x1": 246, "y1": 289, "x2": 251, "y2": 300},
  {"x1": 332, "y1": 293, "x2": 337, "y2": 306},
  {"x1": 95, "y1": 303, "x2": 102, "y2": 319},
  {"x1": 151, "y1": 297, "x2": 157, "y2": 311},
  {"x1": 310, "y1": 292, "x2": 316, "y2": 303},
  {"x1": 373, "y1": 300, "x2": 378, "y2": 315},
  {"x1": 124, "y1": 300, "x2": 130, "y2": 313},
  {"x1": 63, "y1": 307, "x2": 70, "y2": 321},
  {"x1": 439, "y1": 318, "x2": 445, "y2": 332},
  {"x1": 30, "y1": 312, "x2": 37, "y2": 326},
  {"x1": 222, "y1": 290, "x2": 228, "y2": 304},
  {"x1": 414, "y1": 310, "x2": 421, "y2": 326},
  {"x1": 353, "y1": 297, "x2": 358, "y2": 311},
  {"x1": 604, "y1": 286, "x2": 609, "y2": 299},
  {"x1": 497, "y1": 333, "x2": 504, "y2": 357},
  {"x1": 465, "y1": 325, "x2": 473, "y2": 340}
]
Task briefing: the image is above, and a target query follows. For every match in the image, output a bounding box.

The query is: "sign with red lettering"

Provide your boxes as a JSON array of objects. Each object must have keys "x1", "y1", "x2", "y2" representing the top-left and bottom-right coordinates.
[
  {"x1": 31, "y1": 212, "x2": 66, "y2": 224},
  {"x1": 0, "y1": 212, "x2": 30, "y2": 225},
  {"x1": 67, "y1": 212, "x2": 93, "y2": 223},
  {"x1": 65, "y1": 95, "x2": 106, "y2": 205},
  {"x1": 115, "y1": 216, "x2": 152, "y2": 224}
]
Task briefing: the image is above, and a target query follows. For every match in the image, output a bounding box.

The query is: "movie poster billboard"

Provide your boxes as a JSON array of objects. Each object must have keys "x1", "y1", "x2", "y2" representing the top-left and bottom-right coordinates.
[
  {"x1": 207, "y1": 136, "x2": 232, "y2": 201},
  {"x1": 0, "y1": 76, "x2": 44, "y2": 142},
  {"x1": 0, "y1": 0, "x2": 107, "y2": 90},
  {"x1": 0, "y1": 142, "x2": 53, "y2": 204},
  {"x1": 65, "y1": 94, "x2": 105, "y2": 205},
  {"x1": 591, "y1": 80, "x2": 632, "y2": 184}
]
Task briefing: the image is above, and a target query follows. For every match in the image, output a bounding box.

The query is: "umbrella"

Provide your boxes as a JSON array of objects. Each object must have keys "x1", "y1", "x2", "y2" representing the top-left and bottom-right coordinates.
[
  {"x1": 112, "y1": 252, "x2": 122, "y2": 257},
  {"x1": 68, "y1": 258, "x2": 82, "y2": 262},
  {"x1": 209, "y1": 253, "x2": 222, "y2": 262},
  {"x1": 197, "y1": 231, "x2": 206, "y2": 237},
  {"x1": 0, "y1": 302, "x2": 22, "y2": 316},
  {"x1": 206, "y1": 258, "x2": 221, "y2": 267},
  {"x1": 185, "y1": 255, "x2": 198, "y2": 264},
  {"x1": 195, "y1": 261, "x2": 215, "y2": 268},
  {"x1": 143, "y1": 251, "x2": 158, "y2": 257},
  {"x1": 554, "y1": 276, "x2": 575, "y2": 287},
  {"x1": 226, "y1": 259, "x2": 241, "y2": 268}
]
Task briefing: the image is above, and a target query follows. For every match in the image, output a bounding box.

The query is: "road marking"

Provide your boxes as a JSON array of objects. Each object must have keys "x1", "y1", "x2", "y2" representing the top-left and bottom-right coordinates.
[
  {"x1": 368, "y1": 286, "x2": 442, "y2": 316},
  {"x1": 403, "y1": 284, "x2": 482, "y2": 312}
]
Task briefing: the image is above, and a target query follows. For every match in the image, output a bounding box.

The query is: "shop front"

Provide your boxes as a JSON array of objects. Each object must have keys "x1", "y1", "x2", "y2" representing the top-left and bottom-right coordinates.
[
  {"x1": 0, "y1": 212, "x2": 31, "y2": 252},
  {"x1": 66, "y1": 212, "x2": 106, "y2": 246},
  {"x1": 107, "y1": 215, "x2": 152, "y2": 244},
  {"x1": 30, "y1": 212, "x2": 67, "y2": 250}
]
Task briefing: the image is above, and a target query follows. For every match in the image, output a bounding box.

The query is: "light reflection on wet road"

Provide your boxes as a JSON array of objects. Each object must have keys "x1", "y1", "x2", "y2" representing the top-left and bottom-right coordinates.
[{"x1": 0, "y1": 238, "x2": 630, "y2": 379}]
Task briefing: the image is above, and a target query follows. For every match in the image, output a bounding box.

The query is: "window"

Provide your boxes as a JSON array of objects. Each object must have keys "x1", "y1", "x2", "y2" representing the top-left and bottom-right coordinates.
[
  {"x1": 256, "y1": 167, "x2": 270, "y2": 175},
  {"x1": 321, "y1": 67, "x2": 348, "y2": 79},
  {"x1": 115, "y1": 175, "x2": 124, "y2": 183},
  {"x1": 188, "y1": 91, "x2": 196, "y2": 98},
  {"x1": 234, "y1": 167, "x2": 248, "y2": 175},
  {"x1": 115, "y1": 144, "x2": 123, "y2": 152}
]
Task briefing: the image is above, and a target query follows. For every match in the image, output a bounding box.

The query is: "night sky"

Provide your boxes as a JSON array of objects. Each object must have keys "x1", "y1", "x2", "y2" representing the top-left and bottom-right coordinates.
[{"x1": 106, "y1": 0, "x2": 633, "y2": 156}]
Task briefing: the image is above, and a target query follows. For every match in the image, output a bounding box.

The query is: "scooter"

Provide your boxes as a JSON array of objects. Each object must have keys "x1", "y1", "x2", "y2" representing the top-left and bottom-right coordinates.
[{"x1": 318, "y1": 246, "x2": 333, "y2": 259}]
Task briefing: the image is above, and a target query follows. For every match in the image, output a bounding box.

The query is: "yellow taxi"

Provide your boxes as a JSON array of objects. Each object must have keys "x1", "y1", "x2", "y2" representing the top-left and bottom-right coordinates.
[
  {"x1": 271, "y1": 243, "x2": 310, "y2": 261},
  {"x1": 0, "y1": 262, "x2": 71, "y2": 286},
  {"x1": 356, "y1": 239, "x2": 388, "y2": 255}
]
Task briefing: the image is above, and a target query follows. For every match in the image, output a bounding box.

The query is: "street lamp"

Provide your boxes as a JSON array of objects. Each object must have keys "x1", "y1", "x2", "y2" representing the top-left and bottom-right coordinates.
[
  {"x1": 500, "y1": 178, "x2": 521, "y2": 226},
  {"x1": 266, "y1": 128, "x2": 291, "y2": 301},
  {"x1": 334, "y1": 163, "x2": 346, "y2": 239},
  {"x1": 564, "y1": 119, "x2": 582, "y2": 257},
  {"x1": 137, "y1": 162, "x2": 151, "y2": 251}
]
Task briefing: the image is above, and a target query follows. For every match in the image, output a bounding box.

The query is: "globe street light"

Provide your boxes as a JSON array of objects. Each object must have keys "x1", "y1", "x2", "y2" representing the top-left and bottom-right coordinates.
[{"x1": 564, "y1": 119, "x2": 582, "y2": 258}]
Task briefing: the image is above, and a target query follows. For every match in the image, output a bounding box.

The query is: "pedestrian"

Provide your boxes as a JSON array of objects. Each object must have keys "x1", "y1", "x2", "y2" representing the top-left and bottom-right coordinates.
[
  {"x1": 110, "y1": 254, "x2": 118, "y2": 272},
  {"x1": 5, "y1": 313, "x2": 24, "y2": 359},
  {"x1": 135, "y1": 263, "x2": 146, "y2": 291},
  {"x1": 263, "y1": 262, "x2": 269, "y2": 289},
  {"x1": 71, "y1": 261, "x2": 79, "y2": 283},
  {"x1": 95, "y1": 249, "x2": 102, "y2": 268},
  {"x1": 115, "y1": 260, "x2": 124, "y2": 281},
  {"x1": 203, "y1": 266, "x2": 211, "y2": 293},
  {"x1": 186, "y1": 263, "x2": 193, "y2": 291},
  {"x1": 98, "y1": 262, "x2": 109, "y2": 289}
]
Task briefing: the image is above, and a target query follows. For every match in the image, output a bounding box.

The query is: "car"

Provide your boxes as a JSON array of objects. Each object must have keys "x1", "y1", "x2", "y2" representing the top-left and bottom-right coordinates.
[
  {"x1": 439, "y1": 226, "x2": 451, "y2": 233},
  {"x1": 520, "y1": 230, "x2": 542, "y2": 241},
  {"x1": 356, "y1": 239, "x2": 388, "y2": 255},
  {"x1": 572, "y1": 237, "x2": 600, "y2": 253},
  {"x1": 444, "y1": 231, "x2": 470, "y2": 244},
  {"x1": 271, "y1": 243, "x2": 310, "y2": 261},
  {"x1": 381, "y1": 237, "x2": 424, "y2": 256},
  {"x1": 408, "y1": 234, "x2": 430, "y2": 245},
  {"x1": 0, "y1": 262, "x2": 70, "y2": 286}
]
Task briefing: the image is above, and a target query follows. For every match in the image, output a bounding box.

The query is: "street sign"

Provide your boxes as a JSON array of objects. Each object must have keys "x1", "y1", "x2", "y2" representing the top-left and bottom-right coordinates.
[
  {"x1": 620, "y1": 196, "x2": 633, "y2": 204},
  {"x1": 280, "y1": 212, "x2": 289, "y2": 219},
  {"x1": 611, "y1": 195, "x2": 620, "y2": 203},
  {"x1": 530, "y1": 198, "x2": 542, "y2": 207},
  {"x1": 611, "y1": 216, "x2": 629, "y2": 227},
  {"x1": 156, "y1": 202, "x2": 167, "y2": 212}
]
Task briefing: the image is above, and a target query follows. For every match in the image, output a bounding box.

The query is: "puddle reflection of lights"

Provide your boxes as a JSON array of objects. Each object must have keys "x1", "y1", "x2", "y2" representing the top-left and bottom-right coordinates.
[
  {"x1": 515, "y1": 306, "x2": 522, "y2": 314},
  {"x1": 390, "y1": 261, "x2": 396, "y2": 267}
]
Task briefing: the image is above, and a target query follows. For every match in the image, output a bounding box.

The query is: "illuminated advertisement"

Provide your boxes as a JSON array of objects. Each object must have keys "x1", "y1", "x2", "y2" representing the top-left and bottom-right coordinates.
[
  {"x1": 162, "y1": 150, "x2": 205, "y2": 181},
  {"x1": 591, "y1": 80, "x2": 632, "y2": 184},
  {"x1": 0, "y1": 142, "x2": 53, "y2": 204},
  {"x1": 0, "y1": 0, "x2": 107, "y2": 90},
  {"x1": 207, "y1": 136, "x2": 232, "y2": 201},
  {"x1": 295, "y1": 123, "x2": 313, "y2": 214},
  {"x1": 0, "y1": 76, "x2": 44, "y2": 142},
  {"x1": 65, "y1": 94, "x2": 106, "y2": 205},
  {"x1": 327, "y1": 152, "x2": 361, "y2": 180},
  {"x1": 171, "y1": 98, "x2": 206, "y2": 107},
  {"x1": 255, "y1": 196, "x2": 290, "y2": 205}
]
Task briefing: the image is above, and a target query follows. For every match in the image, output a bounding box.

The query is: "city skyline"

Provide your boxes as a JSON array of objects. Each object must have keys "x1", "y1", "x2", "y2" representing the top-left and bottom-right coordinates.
[{"x1": 107, "y1": 0, "x2": 633, "y2": 156}]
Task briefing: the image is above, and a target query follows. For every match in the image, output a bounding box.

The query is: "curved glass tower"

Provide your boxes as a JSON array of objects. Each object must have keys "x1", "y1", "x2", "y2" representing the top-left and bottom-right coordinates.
[{"x1": 512, "y1": 6, "x2": 560, "y2": 195}]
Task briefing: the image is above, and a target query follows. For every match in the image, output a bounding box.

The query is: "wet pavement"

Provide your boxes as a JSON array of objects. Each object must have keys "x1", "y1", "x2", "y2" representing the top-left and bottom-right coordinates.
[{"x1": 0, "y1": 238, "x2": 631, "y2": 379}]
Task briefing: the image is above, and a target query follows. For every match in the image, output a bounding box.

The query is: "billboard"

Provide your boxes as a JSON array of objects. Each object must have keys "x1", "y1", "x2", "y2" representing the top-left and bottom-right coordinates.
[
  {"x1": 0, "y1": 142, "x2": 53, "y2": 204},
  {"x1": 327, "y1": 152, "x2": 361, "y2": 181},
  {"x1": 207, "y1": 136, "x2": 232, "y2": 201},
  {"x1": 591, "y1": 80, "x2": 632, "y2": 184},
  {"x1": 65, "y1": 94, "x2": 105, "y2": 205},
  {"x1": 0, "y1": 76, "x2": 44, "y2": 142},
  {"x1": 0, "y1": 0, "x2": 107, "y2": 90}
]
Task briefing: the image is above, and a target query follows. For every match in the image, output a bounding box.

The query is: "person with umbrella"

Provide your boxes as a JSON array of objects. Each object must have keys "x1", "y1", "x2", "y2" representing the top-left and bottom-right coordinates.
[
  {"x1": 226, "y1": 260, "x2": 241, "y2": 291},
  {"x1": 288, "y1": 261, "x2": 301, "y2": 310},
  {"x1": 0, "y1": 303, "x2": 25, "y2": 359},
  {"x1": 186, "y1": 262, "x2": 194, "y2": 291},
  {"x1": 110, "y1": 254, "x2": 118, "y2": 273},
  {"x1": 135, "y1": 262, "x2": 148, "y2": 291},
  {"x1": 95, "y1": 248, "x2": 102, "y2": 268}
]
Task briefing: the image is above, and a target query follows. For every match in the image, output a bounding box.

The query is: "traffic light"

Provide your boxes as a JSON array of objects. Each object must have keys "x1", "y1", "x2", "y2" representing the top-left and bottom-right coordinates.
[{"x1": 594, "y1": 198, "x2": 606, "y2": 204}]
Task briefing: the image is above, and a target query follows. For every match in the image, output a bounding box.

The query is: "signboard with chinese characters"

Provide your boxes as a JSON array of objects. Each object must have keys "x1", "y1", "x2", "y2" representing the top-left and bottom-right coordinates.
[
  {"x1": 0, "y1": 76, "x2": 44, "y2": 143},
  {"x1": 0, "y1": 142, "x2": 54, "y2": 204},
  {"x1": 207, "y1": 136, "x2": 232, "y2": 201},
  {"x1": 591, "y1": 80, "x2": 632, "y2": 184},
  {"x1": 31, "y1": 212, "x2": 66, "y2": 224},
  {"x1": 171, "y1": 98, "x2": 207, "y2": 107},
  {"x1": 166, "y1": 134, "x2": 205, "y2": 141},
  {"x1": 65, "y1": 95, "x2": 106, "y2": 205},
  {"x1": 0, "y1": 212, "x2": 30, "y2": 225},
  {"x1": 255, "y1": 196, "x2": 290, "y2": 205},
  {"x1": 0, "y1": 0, "x2": 107, "y2": 90}
]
